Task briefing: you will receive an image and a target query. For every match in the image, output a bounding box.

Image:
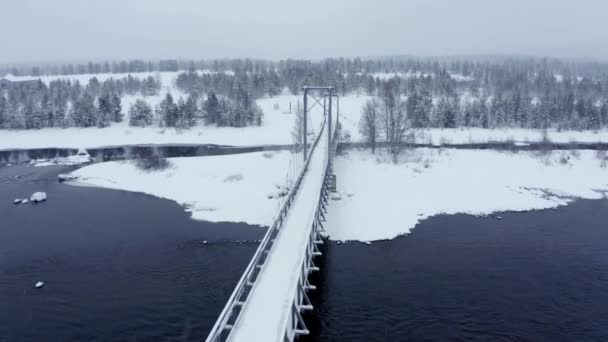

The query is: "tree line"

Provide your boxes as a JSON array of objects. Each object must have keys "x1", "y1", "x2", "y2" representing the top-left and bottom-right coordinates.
[
  {"x1": 0, "y1": 75, "x2": 161, "y2": 129},
  {"x1": 359, "y1": 76, "x2": 608, "y2": 156},
  {"x1": 128, "y1": 91, "x2": 263, "y2": 129}
]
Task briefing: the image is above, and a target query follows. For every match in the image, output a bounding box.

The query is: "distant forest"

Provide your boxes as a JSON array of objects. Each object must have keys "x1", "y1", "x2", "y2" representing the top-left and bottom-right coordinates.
[{"x1": 1, "y1": 56, "x2": 608, "y2": 131}]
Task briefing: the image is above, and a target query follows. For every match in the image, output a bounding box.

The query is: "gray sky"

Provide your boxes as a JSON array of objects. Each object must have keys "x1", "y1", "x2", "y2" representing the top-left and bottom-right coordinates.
[{"x1": 1, "y1": 0, "x2": 607, "y2": 63}]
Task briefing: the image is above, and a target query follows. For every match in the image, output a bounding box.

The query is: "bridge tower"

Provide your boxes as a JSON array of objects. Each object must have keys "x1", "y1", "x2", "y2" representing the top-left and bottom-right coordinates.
[{"x1": 302, "y1": 86, "x2": 335, "y2": 162}]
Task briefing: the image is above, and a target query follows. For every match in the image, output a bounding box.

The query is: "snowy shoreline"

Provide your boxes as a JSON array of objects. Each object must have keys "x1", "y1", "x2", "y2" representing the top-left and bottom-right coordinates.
[
  {"x1": 1, "y1": 124, "x2": 607, "y2": 151},
  {"x1": 67, "y1": 151, "x2": 297, "y2": 226},
  {"x1": 325, "y1": 148, "x2": 608, "y2": 242}
]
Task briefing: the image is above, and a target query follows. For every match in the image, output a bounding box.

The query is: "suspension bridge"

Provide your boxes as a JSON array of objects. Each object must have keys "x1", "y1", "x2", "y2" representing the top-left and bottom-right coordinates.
[{"x1": 206, "y1": 87, "x2": 339, "y2": 341}]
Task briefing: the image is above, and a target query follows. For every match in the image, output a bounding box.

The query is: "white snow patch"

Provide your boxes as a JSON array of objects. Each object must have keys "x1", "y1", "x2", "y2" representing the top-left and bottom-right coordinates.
[
  {"x1": 325, "y1": 149, "x2": 608, "y2": 242},
  {"x1": 450, "y1": 73, "x2": 474, "y2": 82},
  {"x1": 32, "y1": 153, "x2": 93, "y2": 167},
  {"x1": 2, "y1": 74, "x2": 40, "y2": 82}
]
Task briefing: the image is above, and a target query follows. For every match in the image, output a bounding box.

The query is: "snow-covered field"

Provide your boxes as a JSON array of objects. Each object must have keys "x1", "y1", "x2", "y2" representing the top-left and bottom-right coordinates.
[
  {"x1": 326, "y1": 148, "x2": 608, "y2": 242},
  {"x1": 69, "y1": 150, "x2": 297, "y2": 226},
  {"x1": 6, "y1": 70, "x2": 231, "y2": 86}
]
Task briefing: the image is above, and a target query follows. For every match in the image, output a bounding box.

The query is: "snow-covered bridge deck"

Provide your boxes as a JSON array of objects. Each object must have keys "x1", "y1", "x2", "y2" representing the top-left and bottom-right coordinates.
[
  {"x1": 229, "y1": 121, "x2": 330, "y2": 341},
  {"x1": 207, "y1": 89, "x2": 337, "y2": 342}
]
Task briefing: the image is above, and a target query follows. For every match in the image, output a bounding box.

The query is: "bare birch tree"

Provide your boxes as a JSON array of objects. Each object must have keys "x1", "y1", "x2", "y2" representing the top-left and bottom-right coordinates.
[
  {"x1": 380, "y1": 80, "x2": 410, "y2": 156},
  {"x1": 359, "y1": 98, "x2": 381, "y2": 153}
]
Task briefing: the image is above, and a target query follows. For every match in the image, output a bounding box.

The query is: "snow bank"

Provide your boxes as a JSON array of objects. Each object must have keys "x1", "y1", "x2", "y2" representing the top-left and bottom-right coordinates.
[
  {"x1": 30, "y1": 192, "x2": 47, "y2": 203},
  {"x1": 31, "y1": 153, "x2": 93, "y2": 167},
  {"x1": 411, "y1": 128, "x2": 608, "y2": 145},
  {"x1": 326, "y1": 149, "x2": 608, "y2": 242},
  {"x1": 69, "y1": 151, "x2": 295, "y2": 226}
]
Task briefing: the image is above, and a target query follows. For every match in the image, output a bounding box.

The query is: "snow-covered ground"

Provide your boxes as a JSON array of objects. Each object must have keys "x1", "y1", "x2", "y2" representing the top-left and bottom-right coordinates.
[
  {"x1": 367, "y1": 71, "x2": 472, "y2": 81},
  {"x1": 6, "y1": 69, "x2": 231, "y2": 86},
  {"x1": 407, "y1": 127, "x2": 608, "y2": 145},
  {"x1": 326, "y1": 148, "x2": 608, "y2": 242},
  {"x1": 69, "y1": 150, "x2": 297, "y2": 226}
]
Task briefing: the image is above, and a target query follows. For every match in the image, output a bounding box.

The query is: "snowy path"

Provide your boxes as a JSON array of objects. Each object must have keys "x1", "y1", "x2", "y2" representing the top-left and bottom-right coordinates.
[{"x1": 228, "y1": 121, "x2": 330, "y2": 341}]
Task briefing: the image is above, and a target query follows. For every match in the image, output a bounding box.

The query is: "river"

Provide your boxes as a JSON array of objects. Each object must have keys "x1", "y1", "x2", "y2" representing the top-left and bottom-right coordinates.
[{"x1": 2, "y1": 164, "x2": 608, "y2": 341}]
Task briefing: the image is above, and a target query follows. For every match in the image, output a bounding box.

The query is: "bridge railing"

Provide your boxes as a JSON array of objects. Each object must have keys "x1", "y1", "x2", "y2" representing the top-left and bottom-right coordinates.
[{"x1": 205, "y1": 117, "x2": 329, "y2": 342}]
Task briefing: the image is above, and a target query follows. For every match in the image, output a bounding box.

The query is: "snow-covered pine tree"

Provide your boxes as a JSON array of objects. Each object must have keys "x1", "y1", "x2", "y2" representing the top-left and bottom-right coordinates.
[
  {"x1": 129, "y1": 99, "x2": 153, "y2": 127},
  {"x1": 600, "y1": 102, "x2": 608, "y2": 128},
  {"x1": 179, "y1": 94, "x2": 198, "y2": 128},
  {"x1": 158, "y1": 93, "x2": 179, "y2": 127},
  {"x1": 110, "y1": 94, "x2": 123, "y2": 122},
  {"x1": 142, "y1": 76, "x2": 160, "y2": 96},
  {"x1": 203, "y1": 92, "x2": 220, "y2": 125},
  {"x1": 6, "y1": 99, "x2": 25, "y2": 129},
  {"x1": 69, "y1": 92, "x2": 97, "y2": 128},
  {"x1": 0, "y1": 95, "x2": 7, "y2": 128},
  {"x1": 176, "y1": 98, "x2": 188, "y2": 129},
  {"x1": 97, "y1": 93, "x2": 113, "y2": 128}
]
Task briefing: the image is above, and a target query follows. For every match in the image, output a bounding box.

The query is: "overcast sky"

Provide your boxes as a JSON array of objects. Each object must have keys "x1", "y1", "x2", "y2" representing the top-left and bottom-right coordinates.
[{"x1": 1, "y1": 0, "x2": 607, "y2": 63}]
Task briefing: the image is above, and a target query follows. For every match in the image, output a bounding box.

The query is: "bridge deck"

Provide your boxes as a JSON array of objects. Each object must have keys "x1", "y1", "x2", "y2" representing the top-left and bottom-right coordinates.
[{"x1": 228, "y1": 122, "x2": 330, "y2": 341}]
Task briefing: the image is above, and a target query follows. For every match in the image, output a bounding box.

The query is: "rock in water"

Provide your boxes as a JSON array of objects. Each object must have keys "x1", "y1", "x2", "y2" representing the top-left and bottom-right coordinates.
[
  {"x1": 30, "y1": 192, "x2": 47, "y2": 203},
  {"x1": 58, "y1": 174, "x2": 77, "y2": 183},
  {"x1": 34, "y1": 281, "x2": 45, "y2": 289},
  {"x1": 13, "y1": 199, "x2": 23, "y2": 205}
]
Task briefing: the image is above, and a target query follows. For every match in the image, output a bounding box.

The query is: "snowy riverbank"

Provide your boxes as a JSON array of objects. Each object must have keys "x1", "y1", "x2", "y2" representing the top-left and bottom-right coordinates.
[
  {"x1": 69, "y1": 151, "x2": 297, "y2": 226},
  {"x1": 326, "y1": 148, "x2": 608, "y2": 242},
  {"x1": 67, "y1": 146, "x2": 608, "y2": 242}
]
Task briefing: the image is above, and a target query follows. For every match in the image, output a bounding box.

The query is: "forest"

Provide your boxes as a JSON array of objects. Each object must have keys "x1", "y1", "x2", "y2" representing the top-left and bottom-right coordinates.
[{"x1": 1, "y1": 56, "x2": 608, "y2": 131}]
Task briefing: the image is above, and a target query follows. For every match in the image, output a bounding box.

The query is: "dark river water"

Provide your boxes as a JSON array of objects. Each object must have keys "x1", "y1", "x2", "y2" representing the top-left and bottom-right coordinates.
[
  {"x1": 0, "y1": 165, "x2": 264, "y2": 342},
  {"x1": 2, "y1": 164, "x2": 608, "y2": 341},
  {"x1": 305, "y1": 199, "x2": 608, "y2": 342}
]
